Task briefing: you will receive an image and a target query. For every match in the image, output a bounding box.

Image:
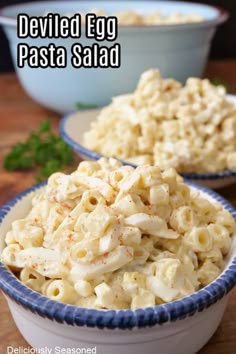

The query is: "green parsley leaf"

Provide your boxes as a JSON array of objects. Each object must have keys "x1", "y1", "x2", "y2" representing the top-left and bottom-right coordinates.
[
  {"x1": 38, "y1": 119, "x2": 51, "y2": 133},
  {"x1": 211, "y1": 78, "x2": 230, "y2": 92},
  {"x1": 76, "y1": 101, "x2": 98, "y2": 110},
  {"x1": 3, "y1": 119, "x2": 74, "y2": 182}
]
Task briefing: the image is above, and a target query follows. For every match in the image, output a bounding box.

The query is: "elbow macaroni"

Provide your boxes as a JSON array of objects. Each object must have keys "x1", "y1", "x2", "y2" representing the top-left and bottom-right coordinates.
[
  {"x1": 1, "y1": 158, "x2": 235, "y2": 309},
  {"x1": 67, "y1": 9, "x2": 204, "y2": 26},
  {"x1": 83, "y1": 69, "x2": 236, "y2": 173}
]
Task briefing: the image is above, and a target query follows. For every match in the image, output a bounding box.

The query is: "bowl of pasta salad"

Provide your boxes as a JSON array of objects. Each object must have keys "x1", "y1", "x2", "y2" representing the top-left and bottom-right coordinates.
[
  {"x1": 0, "y1": 1, "x2": 227, "y2": 113},
  {"x1": 0, "y1": 158, "x2": 236, "y2": 354},
  {"x1": 60, "y1": 69, "x2": 236, "y2": 188}
]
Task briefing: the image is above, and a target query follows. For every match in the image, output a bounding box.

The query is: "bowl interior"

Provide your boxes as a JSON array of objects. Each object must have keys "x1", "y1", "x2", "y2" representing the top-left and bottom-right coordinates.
[{"x1": 1, "y1": 1, "x2": 222, "y2": 22}]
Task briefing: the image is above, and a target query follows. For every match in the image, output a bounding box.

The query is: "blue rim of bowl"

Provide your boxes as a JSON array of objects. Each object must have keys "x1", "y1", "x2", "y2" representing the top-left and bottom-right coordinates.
[
  {"x1": 59, "y1": 114, "x2": 236, "y2": 181},
  {"x1": 0, "y1": 180, "x2": 236, "y2": 329}
]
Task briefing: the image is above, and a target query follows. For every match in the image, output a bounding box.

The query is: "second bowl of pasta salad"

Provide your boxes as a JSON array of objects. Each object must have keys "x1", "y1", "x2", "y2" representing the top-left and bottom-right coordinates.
[
  {"x1": 0, "y1": 158, "x2": 236, "y2": 354},
  {"x1": 60, "y1": 68, "x2": 236, "y2": 188}
]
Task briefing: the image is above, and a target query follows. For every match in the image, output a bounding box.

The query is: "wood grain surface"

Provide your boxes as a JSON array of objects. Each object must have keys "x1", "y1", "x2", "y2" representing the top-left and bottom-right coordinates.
[{"x1": 0, "y1": 60, "x2": 236, "y2": 354}]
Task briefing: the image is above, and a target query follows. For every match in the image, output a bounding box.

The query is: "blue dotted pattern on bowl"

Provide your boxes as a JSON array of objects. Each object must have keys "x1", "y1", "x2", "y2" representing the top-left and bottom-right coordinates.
[
  {"x1": 0, "y1": 181, "x2": 236, "y2": 329},
  {"x1": 181, "y1": 170, "x2": 236, "y2": 180},
  {"x1": 59, "y1": 113, "x2": 236, "y2": 181},
  {"x1": 59, "y1": 112, "x2": 103, "y2": 162}
]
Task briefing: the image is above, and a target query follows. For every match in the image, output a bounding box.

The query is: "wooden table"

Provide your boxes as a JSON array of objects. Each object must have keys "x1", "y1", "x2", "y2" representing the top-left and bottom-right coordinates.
[{"x1": 0, "y1": 60, "x2": 236, "y2": 353}]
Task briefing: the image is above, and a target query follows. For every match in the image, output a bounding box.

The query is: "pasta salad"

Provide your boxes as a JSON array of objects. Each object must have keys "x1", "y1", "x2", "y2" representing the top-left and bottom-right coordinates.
[
  {"x1": 76, "y1": 9, "x2": 204, "y2": 26},
  {"x1": 1, "y1": 158, "x2": 235, "y2": 309},
  {"x1": 83, "y1": 69, "x2": 236, "y2": 173}
]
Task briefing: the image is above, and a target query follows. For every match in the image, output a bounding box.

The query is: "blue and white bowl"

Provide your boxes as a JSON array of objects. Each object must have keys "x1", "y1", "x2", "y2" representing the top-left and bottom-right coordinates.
[
  {"x1": 60, "y1": 95, "x2": 236, "y2": 189},
  {"x1": 0, "y1": 182, "x2": 236, "y2": 353}
]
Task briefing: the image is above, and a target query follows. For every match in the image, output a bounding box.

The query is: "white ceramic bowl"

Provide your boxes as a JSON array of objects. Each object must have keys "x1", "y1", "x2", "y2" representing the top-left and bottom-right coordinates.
[
  {"x1": 0, "y1": 182, "x2": 236, "y2": 354},
  {"x1": 59, "y1": 94, "x2": 236, "y2": 189},
  {"x1": 0, "y1": 1, "x2": 228, "y2": 113}
]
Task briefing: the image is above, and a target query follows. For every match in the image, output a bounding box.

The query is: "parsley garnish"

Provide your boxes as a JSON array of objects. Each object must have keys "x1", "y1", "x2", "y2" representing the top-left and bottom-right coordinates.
[
  {"x1": 4, "y1": 119, "x2": 74, "y2": 182},
  {"x1": 211, "y1": 78, "x2": 230, "y2": 92},
  {"x1": 76, "y1": 101, "x2": 98, "y2": 110}
]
